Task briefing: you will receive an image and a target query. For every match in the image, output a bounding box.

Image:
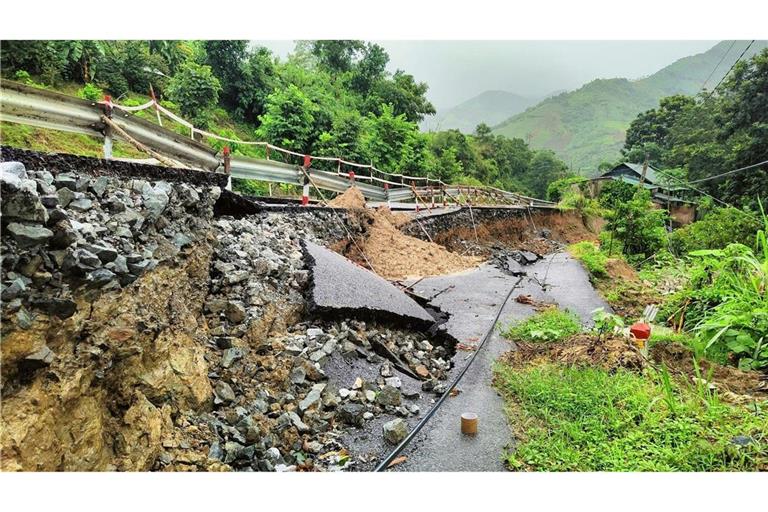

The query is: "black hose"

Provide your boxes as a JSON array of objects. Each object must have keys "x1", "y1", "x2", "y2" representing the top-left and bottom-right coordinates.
[{"x1": 374, "y1": 276, "x2": 523, "y2": 471}]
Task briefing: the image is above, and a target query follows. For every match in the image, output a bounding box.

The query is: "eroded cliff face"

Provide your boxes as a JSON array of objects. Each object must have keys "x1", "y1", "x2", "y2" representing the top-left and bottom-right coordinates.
[
  {"x1": 1, "y1": 155, "x2": 454, "y2": 472},
  {"x1": 1, "y1": 159, "x2": 221, "y2": 471}
]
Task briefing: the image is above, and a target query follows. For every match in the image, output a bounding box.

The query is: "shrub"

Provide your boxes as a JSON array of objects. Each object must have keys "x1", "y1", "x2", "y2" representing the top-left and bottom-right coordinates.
[
  {"x1": 78, "y1": 82, "x2": 103, "y2": 101},
  {"x1": 569, "y1": 241, "x2": 608, "y2": 277},
  {"x1": 598, "y1": 179, "x2": 636, "y2": 209},
  {"x1": 668, "y1": 207, "x2": 761, "y2": 255},
  {"x1": 546, "y1": 175, "x2": 583, "y2": 202},
  {"x1": 502, "y1": 308, "x2": 582, "y2": 343},
  {"x1": 606, "y1": 190, "x2": 668, "y2": 259},
  {"x1": 166, "y1": 62, "x2": 221, "y2": 128}
]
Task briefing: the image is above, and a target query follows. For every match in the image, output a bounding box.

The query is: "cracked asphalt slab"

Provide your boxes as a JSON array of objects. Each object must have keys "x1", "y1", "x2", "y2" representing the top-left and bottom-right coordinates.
[
  {"x1": 303, "y1": 239, "x2": 435, "y2": 326},
  {"x1": 390, "y1": 252, "x2": 609, "y2": 471}
]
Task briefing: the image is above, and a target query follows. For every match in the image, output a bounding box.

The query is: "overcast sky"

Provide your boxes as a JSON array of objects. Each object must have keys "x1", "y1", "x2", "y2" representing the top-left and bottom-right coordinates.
[{"x1": 255, "y1": 40, "x2": 717, "y2": 109}]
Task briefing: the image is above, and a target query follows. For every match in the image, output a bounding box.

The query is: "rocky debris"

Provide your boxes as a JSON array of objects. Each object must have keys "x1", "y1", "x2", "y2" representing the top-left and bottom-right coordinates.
[
  {"x1": 1, "y1": 161, "x2": 219, "y2": 319},
  {"x1": 382, "y1": 418, "x2": 409, "y2": 444}
]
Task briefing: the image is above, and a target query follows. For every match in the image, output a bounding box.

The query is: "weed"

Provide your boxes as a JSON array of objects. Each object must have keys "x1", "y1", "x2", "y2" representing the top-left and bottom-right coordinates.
[
  {"x1": 569, "y1": 241, "x2": 608, "y2": 277},
  {"x1": 502, "y1": 309, "x2": 582, "y2": 343}
]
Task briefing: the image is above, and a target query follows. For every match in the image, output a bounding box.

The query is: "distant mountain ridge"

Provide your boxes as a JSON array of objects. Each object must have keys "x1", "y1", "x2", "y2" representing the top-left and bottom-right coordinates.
[
  {"x1": 421, "y1": 90, "x2": 546, "y2": 133},
  {"x1": 492, "y1": 40, "x2": 768, "y2": 174}
]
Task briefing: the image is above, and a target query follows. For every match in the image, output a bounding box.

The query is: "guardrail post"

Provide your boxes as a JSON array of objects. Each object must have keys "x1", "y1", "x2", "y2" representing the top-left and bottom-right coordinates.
[
  {"x1": 384, "y1": 182, "x2": 390, "y2": 208},
  {"x1": 302, "y1": 174, "x2": 310, "y2": 206},
  {"x1": 223, "y1": 146, "x2": 232, "y2": 191},
  {"x1": 348, "y1": 170, "x2": 355, "y2": 185},
  {"x1": 101, "y1": 94, "x2": 113, "y2": 159}
]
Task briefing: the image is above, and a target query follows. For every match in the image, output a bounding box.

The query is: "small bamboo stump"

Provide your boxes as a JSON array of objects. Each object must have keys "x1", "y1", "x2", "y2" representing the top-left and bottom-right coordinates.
[{"x1": 461, "y1": 412, "x2": 478, "y2": 435}]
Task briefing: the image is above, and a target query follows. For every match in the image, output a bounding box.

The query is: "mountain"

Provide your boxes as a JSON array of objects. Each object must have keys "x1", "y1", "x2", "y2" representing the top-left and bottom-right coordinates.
[
  {"x1": 492, "y1": 40, "x2": 768, "y2": 174},
  {"x1": 421, "y1": 90, "x2": 542, "y2": 133}
]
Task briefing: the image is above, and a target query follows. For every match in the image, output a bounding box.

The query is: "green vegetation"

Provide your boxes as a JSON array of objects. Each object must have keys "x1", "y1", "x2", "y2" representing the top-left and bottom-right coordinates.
[
  {"x1": 495, "y1": 362, "x2": 767, "y2": 471},
  {"x1": 669, "y1": 207, "x2": 762, "y2": 255},
  {"x1": 605, "y1": 190, "x2": 668, "y2": 260},
  {"x1": 0, "y1": 40, "x2": 570, "y2": 198},
  {"x1": 622, "y1": 47, "x2": 768, "y2": 209},
  {"x1": 493, "y1": 41, "x2": 768, "y2": 173},
  {"x1": 568, "y1": 241, "x2": 608, "y2": 277},
  {"x1": 502, "y1": 309, "x2": 582, "y2": 343}
]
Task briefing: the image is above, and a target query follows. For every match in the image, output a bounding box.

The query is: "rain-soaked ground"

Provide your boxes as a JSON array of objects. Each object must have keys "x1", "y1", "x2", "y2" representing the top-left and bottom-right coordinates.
[{"x1": 387, "y1": 252, "x2": 609, "y2": 471}]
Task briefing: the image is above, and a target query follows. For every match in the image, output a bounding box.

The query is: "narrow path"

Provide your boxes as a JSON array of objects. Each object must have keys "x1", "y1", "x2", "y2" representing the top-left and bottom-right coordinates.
[{"x1": 393, "y1": 252, "x2": 608, "y2": 471}]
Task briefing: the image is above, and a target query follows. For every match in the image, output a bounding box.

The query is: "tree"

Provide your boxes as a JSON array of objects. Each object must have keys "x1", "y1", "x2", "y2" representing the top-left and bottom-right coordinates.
[
  {"x1": 257, "y1": 84, "x2": 317, "y2": 153},
  {"x1": 361, "y1": 104, "x2": 416, "y2": 171},
  {"x1": 526, "y1": 150, "x2": 569, "y2": 198},
  {"x1": 607, "y1": 190, "x2": 668, "y2": 259},
  {"x1": 315, "y1": 111, "x2": 368, "y2": 163},
  {"x1": 203, "y1": 40, "x2": 248, "y2": 111},
  {"x1": 366, "y1": 71, "x2": 436, "y2": 123},
  {"x1": 311, "y1": 40, "x2": 365, "y2": 73},
  {"x1": 166, "y1": 62, "x2": 221, "y2": 128},
  {"x1": 232, "y1": 47, "x2": 277, "y2": 123},
  {"x1": 348, "y1": 43, "x2": 389, "y2": 95},
  {"x1": 622, "y1": 95, "x2": 696, "y2": 166}
]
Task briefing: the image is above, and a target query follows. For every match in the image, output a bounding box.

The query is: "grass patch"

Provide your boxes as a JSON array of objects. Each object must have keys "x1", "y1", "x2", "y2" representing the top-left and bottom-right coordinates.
[
  {"x1": 494, "y1": 361, "x2": 768, "y2": 471},
  {"x1": 502, "y1": 309, "x2": 582, "y2": 343},
  {"x1": 569, "y1": 241, "x2": 608, "y2": 277}
]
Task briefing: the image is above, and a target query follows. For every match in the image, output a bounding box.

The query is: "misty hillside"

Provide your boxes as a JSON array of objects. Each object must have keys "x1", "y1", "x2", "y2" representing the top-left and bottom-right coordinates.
[
  {"x1": 421, "y1": 90, "x2": 541, "y2": 133},
  {"x1": 492, "y1": 40, "x2": 768, "y2": 174}
]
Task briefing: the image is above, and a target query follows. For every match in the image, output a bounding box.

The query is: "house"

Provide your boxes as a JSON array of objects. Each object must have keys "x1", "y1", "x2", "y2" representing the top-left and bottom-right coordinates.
[{"x1": 589, "y1": 162, "x2": 697, "y2": 225}]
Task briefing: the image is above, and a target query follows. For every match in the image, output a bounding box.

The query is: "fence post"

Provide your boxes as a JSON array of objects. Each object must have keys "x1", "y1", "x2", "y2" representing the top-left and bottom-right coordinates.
[
  {"x1": 302, "y1": 155, "x2": 312, "y2": 206},
  {"x1": 384, "y1": 182, "x2": 390, "y2": 208}
]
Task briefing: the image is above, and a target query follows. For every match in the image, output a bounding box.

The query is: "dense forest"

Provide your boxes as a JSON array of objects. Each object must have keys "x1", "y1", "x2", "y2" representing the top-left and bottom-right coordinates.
[{"x1": 0, "y1": 40, "x2": 569, "y2": 198}]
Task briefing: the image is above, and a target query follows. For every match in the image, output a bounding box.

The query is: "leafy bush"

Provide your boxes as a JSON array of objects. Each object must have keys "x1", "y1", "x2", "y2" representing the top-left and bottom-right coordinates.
[
  {"x1": 668, "y1": 207, "x2": 761, "y2": 255},
  {"x1": 232, "y1": 178, "x2": 269, "y2": 197},
  {"x1": 77, "y1": 82, "x2": 103, "y2": 101},
  {"x1": 546, "y1": 175, "x2": 584, "y2": 202},
  {"x1": 503, "y1": 309, "x2": 582, "y2": 343},
  {"x1": 606, "y1": 190, "x2": 668, "y2": 259},
  {"x1": 598, "y1": 179, "x2": 636, "y2": 208},
  {"x1": 166, "y1": 62, "x2": 221, "y2": 128},
  {"x1": 661, "y1": 211, "x2": 768, "y2": 370},
  {"x1": 569, "y1": 241, "x2": 608, "y2": 277},
  {"x1": 591, "y1": 308, "x2": 625, "y2": 340}
]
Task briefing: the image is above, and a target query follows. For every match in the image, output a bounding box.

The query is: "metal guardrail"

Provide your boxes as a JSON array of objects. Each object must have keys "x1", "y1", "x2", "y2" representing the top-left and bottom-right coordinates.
[{"x1": 0, "y1": 79, "x2": 555, "y2": 208}]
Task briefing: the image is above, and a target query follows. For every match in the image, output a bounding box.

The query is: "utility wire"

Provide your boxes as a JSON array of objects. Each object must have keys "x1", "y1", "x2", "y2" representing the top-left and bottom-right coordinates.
[
  {"x1": 700, "y1": 40, "x2": 737, "y2": 92},
  {"x1": 686, "y1": 159, "x2": 768, "y2": 184},
  {"x1": 706, "y1": 40, "x2": 755, "y2": 98}
]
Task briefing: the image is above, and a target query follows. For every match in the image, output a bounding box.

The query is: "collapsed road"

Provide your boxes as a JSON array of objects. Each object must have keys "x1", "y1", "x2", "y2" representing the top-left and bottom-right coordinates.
[{"x1": 0, "y1": 147, "x2": 603, "y2": 472}]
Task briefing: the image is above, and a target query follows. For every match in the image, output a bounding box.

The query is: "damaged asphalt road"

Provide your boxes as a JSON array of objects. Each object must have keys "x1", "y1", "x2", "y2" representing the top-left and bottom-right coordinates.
[{"x1": 390, "y1": 252, "x2": 610, "y2": 471}]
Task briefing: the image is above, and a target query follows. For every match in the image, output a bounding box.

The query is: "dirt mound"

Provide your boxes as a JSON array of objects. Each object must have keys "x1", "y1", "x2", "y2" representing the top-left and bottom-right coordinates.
[
  {"x1": 504, "y1": 334, "x2": 645, "y2": 372},
  {"x1": 340, "y1": 206, "x2": 482, "y2": 280},
  {"x1": 328, "y1": 186, "x2": 366, "y2": 209},
  {"x1": 650, "y1": 343, "x2": 768, "y2": 399}
]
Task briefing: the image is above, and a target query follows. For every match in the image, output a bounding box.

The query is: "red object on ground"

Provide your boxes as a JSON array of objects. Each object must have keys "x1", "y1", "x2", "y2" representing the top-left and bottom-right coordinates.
[{"x1": 630, "y1": 322, "x2": 651, "y2": 340}]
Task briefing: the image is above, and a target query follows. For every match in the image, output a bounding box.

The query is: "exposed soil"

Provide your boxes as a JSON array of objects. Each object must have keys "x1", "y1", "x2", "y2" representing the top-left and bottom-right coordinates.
[
  {"x1": 328, "y1": 186, "x2": 367, "y2": 209},
  {"x1": 594, "y1": 257, "x2": 662, "y2": 319},
  {"x1": 432, "y1": 210, "x2": 597, "y2": 257},
  {"x1": 650, "y1": 343, "x2": 768, "y2": 400},
  {"x1": 330, "y1": 187, "x2": 482, "y2": 280}
]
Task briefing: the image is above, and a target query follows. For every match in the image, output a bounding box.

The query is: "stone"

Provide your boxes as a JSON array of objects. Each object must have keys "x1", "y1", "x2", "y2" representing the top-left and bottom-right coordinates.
[
  {"x1": 287, "y1": 412, "x2": 310, "y2": 432},
  {"x1": 29, "y1": 297, "x2": 77, "y2": 319},
  {"x1": 54, "y1": 173, "x2": 78, "y2": 190},
  {"x1": 82, "y1": 243, "x2": 118, "y2": 263},
  {"x1": 68, "y1": 197, "x2": 93, "y2": 212},
  {"x1": 2, "y1": 189, "x2": 47, "y2": 223},
  {"x1": 415, "y1": 365, "x2": 431, "y2": 378},
  {"x1": 363, "y1": 412, "x2": 374, "y2": 421},
  {"x1": 142, "y1": 186, "x2": 169, "y2": 219},
  {"x1": 224, "y1": 301, "x2": 247, "y2": 324},
  {"x1": 338, "y1": 388, "x2": 351, "y2": 399},
  {"x1": 214, "y1": 381, "x2": 236, "y2": 404},
  {"x1": 376, "y1": 385, "x2": 402, "y2": 407},
  {"x1": 1, "y1": 278, "x2": 26, "y2": 301},
  {"x1": 207, "y1": 442, "x2": 224, "y2": 461},
  {"x1": 382, "y1": 418, "x2": 408, "y2": 444},
  {"x1": 306, "y1": 327, "x2": 324, "y2": 340},
  {"x1": 90, "y1": 176, "x2": 110, "y2": 197},
  {"x1": 352, "y1": 377, "x2": 364, "y2": 390},
  {"x1": 6, "y1": 222, "x2": 53, "y2": 248},
  {"x1": 290, "y1": 367, "x2": 306, "y2": 385},
  {"x1": 0, "y1": 161, "x2": 27, "y2": 179},
  {"x1": 731, "y1": 435, "x2": 754, "y2": 447},
  {"x1": 221, "y1": 348, "x2": 244, "y2": 368},
  {"x1": 62, "y1": 248, "x2": 101, "y2": 275},
  {"x1": 365, "y1": 390, "x2": 376, "y2": 402},
  {"x1": 384, "y1": 377, "x2": 402, "y2": 389},
  {"x1": 299, "y1": 383, "x2": 326, "y2": 412},
  {"x1": 87, "y1": 268, "x2": 117, "y2": 288},
  {"x1": 20, "y1": 345, "x2": 55, "y2": 371},
  {"x1": 380, "y1": 363, "x2": 393, "y2": 377},
  {"x1": 337, "y1": 403, "x2": 365, "y2": 426}
]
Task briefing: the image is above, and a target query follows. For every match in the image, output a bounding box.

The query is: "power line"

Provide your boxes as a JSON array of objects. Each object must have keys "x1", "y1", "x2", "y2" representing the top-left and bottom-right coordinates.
[
  {"x1": 706, "y1": 40, "x2": 755, "y2": 98},
  {"x1": 700, "y1": 40, "x2": 736, "y2": 92},
  {"x1": 687, "y1": 159, "x2": 768, "y2": 184}
]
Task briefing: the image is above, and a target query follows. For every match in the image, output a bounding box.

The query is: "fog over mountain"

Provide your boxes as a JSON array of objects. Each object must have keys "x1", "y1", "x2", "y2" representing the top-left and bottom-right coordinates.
[{"x1": 255, "y1": 40, "x2": 716, "y2": 109}]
